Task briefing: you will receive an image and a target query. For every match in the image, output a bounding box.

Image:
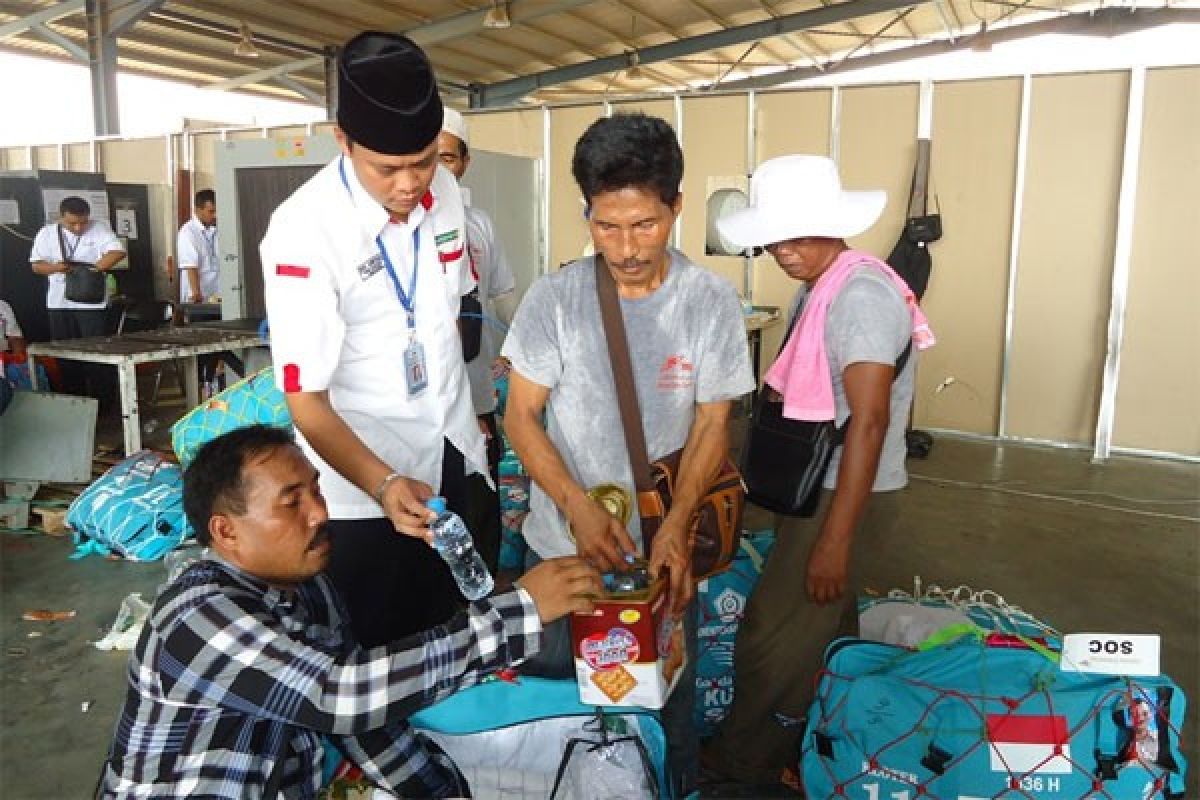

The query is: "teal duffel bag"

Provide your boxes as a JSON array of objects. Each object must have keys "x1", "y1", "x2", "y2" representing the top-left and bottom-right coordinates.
[
  {"x1": 801, "y1": 631, "x2": 1187, "y2": 799},
  {"x1": 171, "y1": 368, "x2": 291, "y2": 468}
]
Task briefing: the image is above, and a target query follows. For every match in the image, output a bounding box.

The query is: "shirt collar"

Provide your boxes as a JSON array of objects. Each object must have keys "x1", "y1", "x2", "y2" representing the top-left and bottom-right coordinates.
[
  {"x1": 339, "y1": 155, "x2": 434, "y2": 238},
  {"x1": 206, "y1": 552, "x2": 298, "y2": 613}
]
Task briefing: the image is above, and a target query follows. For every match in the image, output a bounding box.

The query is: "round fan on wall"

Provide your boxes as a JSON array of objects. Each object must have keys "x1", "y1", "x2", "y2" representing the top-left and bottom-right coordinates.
[{"x1": 705, "y1": 187, "x2": 750, "y2": 256}]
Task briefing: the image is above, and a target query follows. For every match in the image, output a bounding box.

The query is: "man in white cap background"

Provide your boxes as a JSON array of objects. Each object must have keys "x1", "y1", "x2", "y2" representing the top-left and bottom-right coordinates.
[
  {"x1": 438, "y1": 107, "x2": 516, "y2": 570},
  {"x1": 260, "y1": 32, "x2": 491, "y2": 648},
  {"x1": 703, "y1": 154, "x2": 934, "y2": 786}
]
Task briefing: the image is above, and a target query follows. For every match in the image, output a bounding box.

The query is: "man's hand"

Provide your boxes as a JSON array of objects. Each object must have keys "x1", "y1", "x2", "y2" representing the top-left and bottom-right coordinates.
[
  {"x1": 380, "y1": 476, "x2": 436, "y2": 541},
  {"x1": 648, "y1": 520, "x2": 693, "y2": 618},
  {"x1": 567, "y1": 497, "x2": 638, "y2": 573},
  {"x1": 516, "y1": 556, "x2": 604, "y2": 624},
  {"x1": 806, "y1": 530, "x2": 852, "y2": 604}
]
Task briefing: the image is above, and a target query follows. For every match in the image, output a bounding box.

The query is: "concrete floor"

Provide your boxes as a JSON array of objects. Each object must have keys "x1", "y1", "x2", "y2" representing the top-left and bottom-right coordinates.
[{"x1": 1, "y1": 407, "x2": 1197, "y2": 798}]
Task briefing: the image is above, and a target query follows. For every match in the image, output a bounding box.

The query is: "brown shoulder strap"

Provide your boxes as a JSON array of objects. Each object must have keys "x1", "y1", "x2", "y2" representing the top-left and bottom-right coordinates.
[{"x1": 594, "y1": 256, "x2": 654, "y2": 492}]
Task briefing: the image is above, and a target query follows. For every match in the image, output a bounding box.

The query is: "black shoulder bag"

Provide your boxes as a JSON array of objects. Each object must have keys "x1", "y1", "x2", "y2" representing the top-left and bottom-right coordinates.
[
  {"x1": 740, "y1": 308, "x2": 911, "y2": 518},
  {"x1": 58, "y1": 225, "x2": 107, "y2": 304}
]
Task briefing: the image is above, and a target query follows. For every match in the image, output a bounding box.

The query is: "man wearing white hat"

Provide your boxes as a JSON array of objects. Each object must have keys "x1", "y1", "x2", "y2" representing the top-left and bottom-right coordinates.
[
  {"x1": 704, "y1": 154, "x2": 934, "y2": 785},
  {"x1": 438, "y1": 108, "x2": 516, "y2": 569}
]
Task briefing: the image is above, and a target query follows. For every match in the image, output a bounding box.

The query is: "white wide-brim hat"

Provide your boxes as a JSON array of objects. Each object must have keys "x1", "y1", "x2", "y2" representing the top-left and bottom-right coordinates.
[{"x1": 717, "y1": 154, "x2": 887, "y2": 248}]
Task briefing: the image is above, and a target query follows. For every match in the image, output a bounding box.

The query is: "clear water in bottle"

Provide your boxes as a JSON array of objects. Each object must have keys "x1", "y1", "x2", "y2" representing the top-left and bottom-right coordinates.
[{"x1": 425, "y1": 497, "x2": 494, "y2": 601}]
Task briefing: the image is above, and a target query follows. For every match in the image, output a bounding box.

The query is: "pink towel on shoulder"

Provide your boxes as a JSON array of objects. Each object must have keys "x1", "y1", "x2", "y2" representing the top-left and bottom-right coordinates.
[{"x1": 763, "y1": 249, "x2": 936, "y2": 422}]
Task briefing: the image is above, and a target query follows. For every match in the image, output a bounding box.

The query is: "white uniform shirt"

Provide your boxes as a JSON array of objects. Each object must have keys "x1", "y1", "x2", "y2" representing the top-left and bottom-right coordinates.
[
  {"x1": 177, "y1": 216, "x2": 220, "y2": 302},
  {"x1": 260, "y1": 157, "x2": 485, "y2": 519},
  {"x1": 0, "y1": 299, "x2": 22, "y2": 352},
  {"x1": 29, "y1": 220, "x2": 123, "y2": 310},
  {"x1": 463, "y1": 204, "x2": 515, "y2": 415}
]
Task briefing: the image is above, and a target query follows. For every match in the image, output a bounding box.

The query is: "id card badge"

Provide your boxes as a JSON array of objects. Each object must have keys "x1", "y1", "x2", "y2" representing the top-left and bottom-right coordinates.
[{"x1": 403, "y1": 338, "x2": 429, "y2": 398}]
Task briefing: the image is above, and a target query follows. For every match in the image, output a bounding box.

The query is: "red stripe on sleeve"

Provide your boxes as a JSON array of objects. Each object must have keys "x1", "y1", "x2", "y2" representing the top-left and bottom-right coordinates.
[
  {"x1": 276, "y1": 264, "x2": 311, "y2": 278},
  {"x1": 437, "y1": 247, "x2": 464, "y2": 264},
  {"x1": 282, "y1": 363, "x2": 303, "y2": 393}
]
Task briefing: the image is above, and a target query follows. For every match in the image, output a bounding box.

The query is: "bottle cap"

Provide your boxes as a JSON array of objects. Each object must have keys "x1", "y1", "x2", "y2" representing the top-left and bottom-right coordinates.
[{"x1": 425, "y1": 496, "x2": 447, "y2": 514}]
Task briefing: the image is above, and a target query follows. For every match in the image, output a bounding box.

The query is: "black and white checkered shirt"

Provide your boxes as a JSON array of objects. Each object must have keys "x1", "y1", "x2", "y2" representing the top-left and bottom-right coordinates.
[{"x1": 97, "y1": 557, "x2": 541, "y2": 799}]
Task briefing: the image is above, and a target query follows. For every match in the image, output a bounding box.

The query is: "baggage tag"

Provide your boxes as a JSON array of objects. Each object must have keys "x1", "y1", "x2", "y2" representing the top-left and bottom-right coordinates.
[
  {"x1": 1060, "y1": 633, "x2": 1160, "y2": 676},
  {"x1": 403, "y1": 338, "x2": 429, "y2": 398}
]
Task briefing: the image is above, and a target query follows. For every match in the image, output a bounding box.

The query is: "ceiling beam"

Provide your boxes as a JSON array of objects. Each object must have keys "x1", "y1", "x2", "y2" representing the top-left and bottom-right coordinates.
[
  {"x1": 274, "y1": 74, "x2": 323, "y2": 105},
  {"x1": 0, "y1": 0, "x2": 85, "y2": 39},
  {"x1": 470, "y1": 0, "x2": 931, "y2": 107},
  {"x1": 29, "y1": 21, "x2": 86, "y2": 62},
  {"x1": 206, "y1": 56, "x2": 323, "y2": 92},
  {"x1": 713, "y1": 6, "x2": 1199, "y2": 91},
  {"x1": 406, "y1": 0, "x2": 598, "y2": 47}
]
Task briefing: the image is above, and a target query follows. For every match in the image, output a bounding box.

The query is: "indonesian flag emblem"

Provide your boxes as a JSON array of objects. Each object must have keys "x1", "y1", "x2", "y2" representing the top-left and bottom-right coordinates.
[{"x1": 987, "y1": 714, "x2": 1073, "y2": 774}]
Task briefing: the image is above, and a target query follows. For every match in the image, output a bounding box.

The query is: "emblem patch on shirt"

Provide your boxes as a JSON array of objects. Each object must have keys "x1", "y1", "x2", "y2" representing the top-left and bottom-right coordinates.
[
  {"x1": 275, "y1": 264, "x2": 311, "y2": 279},
  {"x1": 434, "y1": 229, "x2": 460, "y2": 246},
  {"x1": 355, "y1": 254, "x2": 384, "y2": 281},
  {"x1": 657, "y1": 354, "x2": 695, "y2": 391}
]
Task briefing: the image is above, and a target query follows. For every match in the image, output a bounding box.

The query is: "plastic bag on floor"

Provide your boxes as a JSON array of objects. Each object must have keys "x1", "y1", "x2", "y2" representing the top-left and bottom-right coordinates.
[
  {"x1": 550, "y1": 720, "x2": 658, "y2": 800},
  {"x1": 94, "y1": 592, "x2": 151, "y2": 651}
]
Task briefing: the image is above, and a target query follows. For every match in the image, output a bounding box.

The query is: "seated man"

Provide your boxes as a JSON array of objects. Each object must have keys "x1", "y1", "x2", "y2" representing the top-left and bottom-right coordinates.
[{"x1": 96, "y1": 424, "x2": 601, "y2": 799}]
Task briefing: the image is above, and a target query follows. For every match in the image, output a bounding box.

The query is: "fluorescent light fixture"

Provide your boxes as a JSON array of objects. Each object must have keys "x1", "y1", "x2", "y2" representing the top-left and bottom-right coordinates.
[
  {"x1": 234, "y1": 21, "x2": 259, "y2": 58},
  {"x1": 483, "y1": 1, "x2": 512, "y2": 29}
]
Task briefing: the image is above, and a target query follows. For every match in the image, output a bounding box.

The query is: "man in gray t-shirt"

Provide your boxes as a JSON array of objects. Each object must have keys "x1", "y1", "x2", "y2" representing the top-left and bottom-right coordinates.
[
  {"x1": 704, "y1": 154, "x2": 928, "y2": 786},
  {"x1": 503, "y1": 113, "x2": 754, "y2": 797},
  {"x1": 504, "y1": 247, "x2": 754, "y2": 561}
]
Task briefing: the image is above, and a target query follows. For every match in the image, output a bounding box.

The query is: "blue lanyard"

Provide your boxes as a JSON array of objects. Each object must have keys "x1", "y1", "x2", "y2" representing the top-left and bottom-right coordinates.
[{"x1": 339, "y1": 157, "x2": 421, "y2": 330}]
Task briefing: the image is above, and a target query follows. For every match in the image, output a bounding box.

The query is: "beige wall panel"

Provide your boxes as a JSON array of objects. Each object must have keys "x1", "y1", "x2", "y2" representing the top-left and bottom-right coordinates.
[
  {"x1": 838, "y1": 84, "x2": 920, "y2": 258},
  {"x1": 610, "y1": 99, "x2": 675, "y2": 125},
  {"x1": 66, "y1": 143, "x2": 92, "y2": 171},
  {"x1": 34, "y1": 145, "x2": 58, "y2": 170},
  {"x1": 99, "y1": 138, "x2": 169, "y2": 184},
  {"x1": 915, "y1": 77, "x2": 1022, "y2": 434},
  {"x1": 191, "y1": 133, "x2": 222, "y2": 195},
  {"x1": 752, "y1": 89, "x2": 835, "y2": 367},
  {"x1": 756, "y1": 89, "x2": 832, "y2": 162},
  {"x1": 464, "y1": 109, "x2": 544, "y2": 158},
  {"x1": 229, "y1": 129, "x2": 264, "y2": 141},
  {"x1": 1006, "y1": 71, "x2": 1128, "y2": 444},
  {"x1": 2, "y1": 147, "x2": 31, "y2": 170},
  {"x1": 548, "y1": 104, "x2": 603, "y2": 271},
  {"x1": 1112, "y1": 66, "x2": 1200, "y2": 456},
  {"x1": 680, "y1": 94, "x2": 747, "y2": 289},
  {"x1": 313, "y1": 121, "x2": 336, "y2": 137}
]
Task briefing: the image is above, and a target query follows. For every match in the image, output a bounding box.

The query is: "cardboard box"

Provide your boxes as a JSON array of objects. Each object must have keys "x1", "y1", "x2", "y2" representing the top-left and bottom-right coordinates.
[{"x1": 570, "y1": 577, "x2": 685, "y2": 709}]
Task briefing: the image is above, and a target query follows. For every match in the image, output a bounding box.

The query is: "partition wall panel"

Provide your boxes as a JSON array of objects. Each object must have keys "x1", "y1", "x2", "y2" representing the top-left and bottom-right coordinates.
[
  {"x1": 547, "y1": 104, "x2": 602, "y2": 271},
  {"x1": 917, "y1": 77, "x2": 1023, "y2": 435},
  {"x1": 679, "y1": 94, "x2": 748, "y2": 290},
  {"x1": 1112, "y1": 66, "x2": 1200, "y2": 456},
  {"x1": 1006, "y1": 71, "x2": 1128, "y2": 445}
]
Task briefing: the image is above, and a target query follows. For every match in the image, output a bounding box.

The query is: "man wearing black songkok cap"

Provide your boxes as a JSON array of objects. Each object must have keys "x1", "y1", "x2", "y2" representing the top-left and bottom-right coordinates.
[{"x1": 260, "y1": 32, "x2": 495, "y2": 649}]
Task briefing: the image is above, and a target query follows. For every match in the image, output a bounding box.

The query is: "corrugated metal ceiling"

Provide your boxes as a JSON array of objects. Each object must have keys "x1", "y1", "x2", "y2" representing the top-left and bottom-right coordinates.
[{"x1": 0, "y1": 0, "x2": 1188, "y2": 108}]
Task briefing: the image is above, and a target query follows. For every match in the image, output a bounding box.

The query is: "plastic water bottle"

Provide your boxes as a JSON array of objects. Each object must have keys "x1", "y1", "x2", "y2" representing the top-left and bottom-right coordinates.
[{"x1": 426, "y1": 497, "x2": 494, "y2": 601}]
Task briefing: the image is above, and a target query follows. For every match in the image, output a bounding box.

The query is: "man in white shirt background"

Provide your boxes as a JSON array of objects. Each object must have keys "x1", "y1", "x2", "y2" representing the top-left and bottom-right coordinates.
[
  {"x1": 29, "y1": 195, "x2": 125, "y2": 399},
  {"x1": 177, "y1": 188, "x2": 219, "y2": 305},
  {"x1": 437, "y1": 108, "x2": 517, "y2": 571},
  {"x1": 259, "y1": 32, "x2": 491, "y2": 648}
]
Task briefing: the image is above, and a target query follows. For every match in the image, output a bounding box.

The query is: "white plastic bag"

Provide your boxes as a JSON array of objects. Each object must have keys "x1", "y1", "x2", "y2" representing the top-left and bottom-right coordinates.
[
  {"x1": 93, "y1": 592, "x2": 152, "y2": 651},
  {"x1": 551, "y1": 734, "x2": 657, "y2": 800}
]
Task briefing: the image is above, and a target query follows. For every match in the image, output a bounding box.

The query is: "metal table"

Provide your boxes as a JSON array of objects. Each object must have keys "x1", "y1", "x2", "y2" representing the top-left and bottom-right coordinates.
[
  {"x1": 27, "y1": 327, "x2": 265, "y2": 457},
  {"x1": 745, "y1": 308, "x2": 782, "y2": 403}
]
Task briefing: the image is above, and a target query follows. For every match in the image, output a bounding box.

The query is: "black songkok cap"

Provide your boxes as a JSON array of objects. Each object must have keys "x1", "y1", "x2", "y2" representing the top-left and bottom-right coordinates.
[{"x1": 336, "y1": 32, "x2": 443, "y2": 156}]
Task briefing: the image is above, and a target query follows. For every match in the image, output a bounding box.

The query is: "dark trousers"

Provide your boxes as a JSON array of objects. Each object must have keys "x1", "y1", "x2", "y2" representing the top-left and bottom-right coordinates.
[
  {"x1": 458, "y1": 412, "x2": 502, "y2": 573},
  {"x1": 324, "y1": 438, "x2": 498, "y2": 649},
  {"x1": 47, "y1": 309, "x2": 112, "y2": 400}
]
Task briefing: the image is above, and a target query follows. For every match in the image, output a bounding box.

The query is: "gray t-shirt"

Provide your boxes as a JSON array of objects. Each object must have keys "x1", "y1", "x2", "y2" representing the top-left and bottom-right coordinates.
[
  {"x1": 788, "y1": 267, "x2": 915, "y2": 491},
  {"x1": 502, "y1": 250, "x2": 756, "y2": 558}
]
